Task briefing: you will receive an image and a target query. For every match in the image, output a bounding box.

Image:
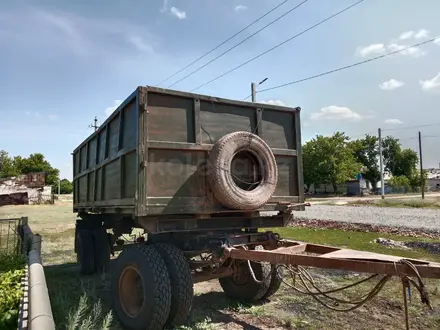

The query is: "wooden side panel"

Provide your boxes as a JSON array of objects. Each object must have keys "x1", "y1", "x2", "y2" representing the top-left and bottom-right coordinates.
[
  {"x1": 199, "y1": 101, "x2": 256, "y2": 144},
  {"x1": 108, "y1": 117, "x2": 119, "y2": 158},
  {"x1": 147, "y1": 93, "x2": 195, "y2": 143},
  {"x1": 122, "y1": 151, "x2": 137, "y2": 198},
  {"x1": 103, "y1": 159, "x2": 120, "y2": 200},
  {"x1": 89, "y1": 137, "x2": 97, "y2": 167},
  {"x1": 147, "y1": 149, "x2": 206, "y2": 198},
  {"x1": 261, "y1": 110, "x2": 296, "y2": 149},
  {"x1": 274, "y1": 156, "x2": 298, "y2": 197},
  {"x1": 73, "y1": 91, "x2": 139, "y2": 211},
  {"x1": 98, "y1": 129, "x2": 106, "y2": 163},
  {"x1": 78, "y1": 175, "x2": 87, "y2": 202}
]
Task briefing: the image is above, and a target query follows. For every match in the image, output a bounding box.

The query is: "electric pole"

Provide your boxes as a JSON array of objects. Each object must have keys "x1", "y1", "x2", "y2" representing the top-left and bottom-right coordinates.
[
  {"x1": 378, "y1": 128, "x2": 385, "y2": 199},
  {"x1": 89, "y1": 116, "x2": 99, "y2": 132},
  {"x1": 251, "y1": 83, "x2": 257, "y2": 102},
  {"x1": 250, "y1": 77, "x2": 268, "y2": 103},
  {"x1": 418, "y1": 131, "x2": 425, "y2": 199}
]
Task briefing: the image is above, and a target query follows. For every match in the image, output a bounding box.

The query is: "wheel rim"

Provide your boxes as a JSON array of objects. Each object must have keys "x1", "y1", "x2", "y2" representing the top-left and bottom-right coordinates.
[{"x1": 119, "y1": 265, "x2": 145, "y2": 318}]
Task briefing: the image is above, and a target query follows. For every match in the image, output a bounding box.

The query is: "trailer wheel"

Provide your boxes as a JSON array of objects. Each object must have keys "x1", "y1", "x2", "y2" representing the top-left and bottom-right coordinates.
[
  {"x1": 111, "y1": 244, "x2": 171, "y2": 330},
  {"x1": 93, "y1": 228, "x2": 111, "y2": 272},
  {"x1": 207, "y1": 131, "x2": 278, "y2": 210},
  {"x1": 75, "y1": 229, "x2": 95, "y2": 275},
  {"x1": 219, "y1": 246, "x2": 271, "y2": 302},
  {"x1": 261, "y1": 264, "x2": 285, "y2": 300},
  {"x1": 153, "y1": 243, "x2": 194, "y2": 327}
]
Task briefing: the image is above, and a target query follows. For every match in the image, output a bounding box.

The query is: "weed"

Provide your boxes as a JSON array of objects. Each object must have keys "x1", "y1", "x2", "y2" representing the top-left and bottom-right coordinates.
[{"x1": 66, "y1": 294, "x2": 113, "y2": 330}]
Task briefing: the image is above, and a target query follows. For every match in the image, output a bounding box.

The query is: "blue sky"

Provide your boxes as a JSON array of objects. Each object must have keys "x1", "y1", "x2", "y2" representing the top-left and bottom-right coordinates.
[{"x1": 1, "y1": 0, "x2": 440, "y2": 180}]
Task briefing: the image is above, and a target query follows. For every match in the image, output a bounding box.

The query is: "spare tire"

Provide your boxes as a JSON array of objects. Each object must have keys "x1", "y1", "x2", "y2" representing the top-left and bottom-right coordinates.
[{"x1": 207, "y1": 131, "x2": 278, "y2": 210}]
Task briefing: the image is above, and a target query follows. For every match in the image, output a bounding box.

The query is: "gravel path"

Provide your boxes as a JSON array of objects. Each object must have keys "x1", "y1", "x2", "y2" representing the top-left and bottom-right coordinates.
[{"x1": 295, "y1": 205, "x2": 440, "y2": 231}]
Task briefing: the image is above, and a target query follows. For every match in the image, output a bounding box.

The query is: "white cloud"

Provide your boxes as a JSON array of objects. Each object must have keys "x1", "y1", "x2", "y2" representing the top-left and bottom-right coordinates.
[
  {"x1": 399, "y1": 29, "x2": 429, "y2": 40},
  {"x1": 310, "y1": 105, "x2": 362, "y2": 121},
  {"x1": 384, "y1": 119, "x2": 403, "y2": 125},
  {"x1": 260, "y1": 100, "x2": 285, "y2": 106},
  {"x1": 234, "y1": 5, "x2": 248, "y2": 12},
  {"x1": 127, "y1": 36, "x2": 154, "y2": 53},
  {"x1": 378, "y1": 79, "x2": 404, "y2": 91},
  {"x1": 419, "y1": 72, "x2": 440, "y2": 91},
  {"x1": 434, "y1": 37, "x2": 440, "y2": 45},
  {"x1": 48, "y1": 114, "x2": 58, "y2": 120},
  {"x1": 105, "y1": 100, "x2": 123, "y2": 116},
  {"x1": 387, "y1": 43, "x2": 426, "y2": 58},
  {"x1": 399, "y1": 31, "x2": 414, "y2": 40},
  {"x1": 170, "y1": 7, "x2": 186, "y2": 19},
  {"x1": 356, "y1": 44, "x2": 386, "y2": 57},
  {"x1": 415, "y1": 29, "x2": 429, "y2": 39}
]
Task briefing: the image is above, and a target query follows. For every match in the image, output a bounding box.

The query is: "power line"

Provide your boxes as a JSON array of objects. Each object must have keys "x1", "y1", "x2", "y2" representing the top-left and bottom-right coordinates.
[
  {"x1": 167, "y1": 0, "x2": 310, "y2": 88},
  {"x1": 190, "y1": 0, "x2": 365, "y2": 93},
  {"x1": 382, "y1": 122, "x2": 440, "y2": 132},
  {"x1": 254, "y1": 37, "x2": 440, "y2": 95},
  {"x1": 155, "y1": 0, "x2": 292, "y2": 86}
]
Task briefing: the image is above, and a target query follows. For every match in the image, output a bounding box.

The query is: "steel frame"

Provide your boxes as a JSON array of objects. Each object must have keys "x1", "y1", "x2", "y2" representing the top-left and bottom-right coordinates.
[{"x1": 224, "y1": 239, "x2": 440, "y2": 279}]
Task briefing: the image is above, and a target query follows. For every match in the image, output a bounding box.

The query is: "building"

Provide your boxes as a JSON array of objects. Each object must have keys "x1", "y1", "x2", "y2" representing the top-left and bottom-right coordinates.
[{"x1": 0, "y1": 172, "x2": 53, "y2": 206}]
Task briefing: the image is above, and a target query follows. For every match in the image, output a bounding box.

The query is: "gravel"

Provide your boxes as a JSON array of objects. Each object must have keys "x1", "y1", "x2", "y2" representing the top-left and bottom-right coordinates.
[{"x1": 294, "y1": 205, "x2": 440, "y2": 231}]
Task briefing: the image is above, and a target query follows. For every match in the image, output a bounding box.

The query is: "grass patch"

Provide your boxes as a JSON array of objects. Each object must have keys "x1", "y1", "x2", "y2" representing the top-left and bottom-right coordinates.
[
  {"x1": 346, "y1": 197, "x2": 440, "y2": 209},
  {"x1": 269, "y1": 227, "x2": 440, "y2": 263}
]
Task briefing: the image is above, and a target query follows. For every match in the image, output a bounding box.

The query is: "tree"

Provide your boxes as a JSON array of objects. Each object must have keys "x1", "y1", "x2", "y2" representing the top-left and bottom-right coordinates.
[
  {"x1": 0, "y1": 150, "x2": 18, "y2": 178},
  {"x1": 382, "y1": 136, "x2": 418, "y2": 178},
  {"x1": 59, "y1": 179, "x2": 73, "y2": 194},
  {"x1": 349, "y1": 135, "x2": 380, "y2": 189},
  {"x1": 389, "y1": 175, "x2": 410, "y2": 192},
  {"x1": 302, "y1": 132, "x2": 362, "y2": 194}
]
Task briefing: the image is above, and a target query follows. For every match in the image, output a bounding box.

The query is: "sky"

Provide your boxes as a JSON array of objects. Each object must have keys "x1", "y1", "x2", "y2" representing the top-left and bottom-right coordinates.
[{"x1": 1, "y1": 0, "x2": 440, "y2": 180}]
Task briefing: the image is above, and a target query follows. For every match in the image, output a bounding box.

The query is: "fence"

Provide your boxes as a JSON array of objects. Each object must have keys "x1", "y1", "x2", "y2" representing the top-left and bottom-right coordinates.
[{"x1": 0, "y1": 217, "x2": 22, "y2": 256}]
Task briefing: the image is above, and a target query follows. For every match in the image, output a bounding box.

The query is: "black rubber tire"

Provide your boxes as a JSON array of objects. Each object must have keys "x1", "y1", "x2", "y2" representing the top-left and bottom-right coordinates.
[
  {"x1": 93, "y1": 228, "x2": 111, "y2": 271},
  {"x1": 207, "y1": 131, "x2": 278, "y2": 210},
  {"x1": 152, "y1": 243, "x2": 194, "y2": 328},
  {"x1": 219, "y1": 246, "x2": 272, "y2": 302},
  {"x1": 76, "y1": 229, "x2": 95, "y2": 275},
  {"x1": 111, "y1": 244, "x2": 171, "y2": 330},
  {"x1": 261, "y1": 264, "x2": 285, "y2": 300}
]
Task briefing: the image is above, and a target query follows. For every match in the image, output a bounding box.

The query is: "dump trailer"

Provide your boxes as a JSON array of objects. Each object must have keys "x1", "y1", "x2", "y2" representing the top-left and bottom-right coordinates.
[
  {"x1": 72, "y1": 86, "x2": 440, "y2": 330},
  {"x1": 72, "y1": 86, "x2": 304, "y2": 330}
]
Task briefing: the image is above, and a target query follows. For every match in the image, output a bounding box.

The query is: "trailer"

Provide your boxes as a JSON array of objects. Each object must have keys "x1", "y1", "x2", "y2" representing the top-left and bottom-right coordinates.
[{"x1": 72, "y1": 86, "x2": 440, "y2": 330}]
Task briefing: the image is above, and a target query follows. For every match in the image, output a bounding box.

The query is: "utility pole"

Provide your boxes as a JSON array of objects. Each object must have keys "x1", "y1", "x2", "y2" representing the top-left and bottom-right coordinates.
[
  {"x1": 418, "y1": 131, "x2": 425, "y2": 199},
  {"x1": 58, "y1": 179, "x2": 61, "y2": 195},
  {"x1": 251, "y1": 83, "x2": 257, "y2": 102},
  {"x1": 89, "y1": 116, "x2": 99, "y2": 132},
  {"x1": 378, "y1": 128, "x2": 385, "y2": 199},
  {"x1": 250, "y1": 77, "x2": 268, "y2": 103}
]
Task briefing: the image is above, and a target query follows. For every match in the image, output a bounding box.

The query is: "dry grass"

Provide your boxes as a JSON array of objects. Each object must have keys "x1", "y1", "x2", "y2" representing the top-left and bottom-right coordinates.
[{"x1": 1, "y1": 203, "x2": 440, "y2": 329}]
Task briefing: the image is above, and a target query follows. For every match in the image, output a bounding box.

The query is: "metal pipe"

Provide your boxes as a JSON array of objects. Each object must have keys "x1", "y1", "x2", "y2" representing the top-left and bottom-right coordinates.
[{"x1": 28, "y1": 249, "x2": 55, "y2": 330}]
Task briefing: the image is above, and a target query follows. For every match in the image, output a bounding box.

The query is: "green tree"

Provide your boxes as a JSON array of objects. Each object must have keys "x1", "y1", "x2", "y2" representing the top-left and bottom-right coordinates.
[
  {"x1": 389, "y1": 175, "x2": 410, "y2": 192},
  {"x1": 303, "y1": 132, "x2": 362, "y2": 194},
  {"x1": 59, "y1": 179, "x2": 73, "y2": 194},
  {"x1": 0, "y1": 150, "x2": 18, "y2": 178},
  {"x1": 382, "y1": 136, "x2": 418, "y2": 178},
  {"x1": 349, "y1": 135, "x2": 380, "y2": 189}
]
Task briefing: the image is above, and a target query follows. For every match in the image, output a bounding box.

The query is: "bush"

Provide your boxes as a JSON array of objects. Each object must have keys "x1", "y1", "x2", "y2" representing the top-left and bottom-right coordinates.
[
  {"x1": 0, "y1": 253, "x2": 26, "y2": 329},
  {"x1": 0, "y1": 268, "x2": 25, "y2": 329}
]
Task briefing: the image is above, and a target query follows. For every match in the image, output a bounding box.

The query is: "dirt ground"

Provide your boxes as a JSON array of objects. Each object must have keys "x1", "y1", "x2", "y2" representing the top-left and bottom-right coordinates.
[{"x1": 1, "y1": 203, "x2": 440, "y2": 330}]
